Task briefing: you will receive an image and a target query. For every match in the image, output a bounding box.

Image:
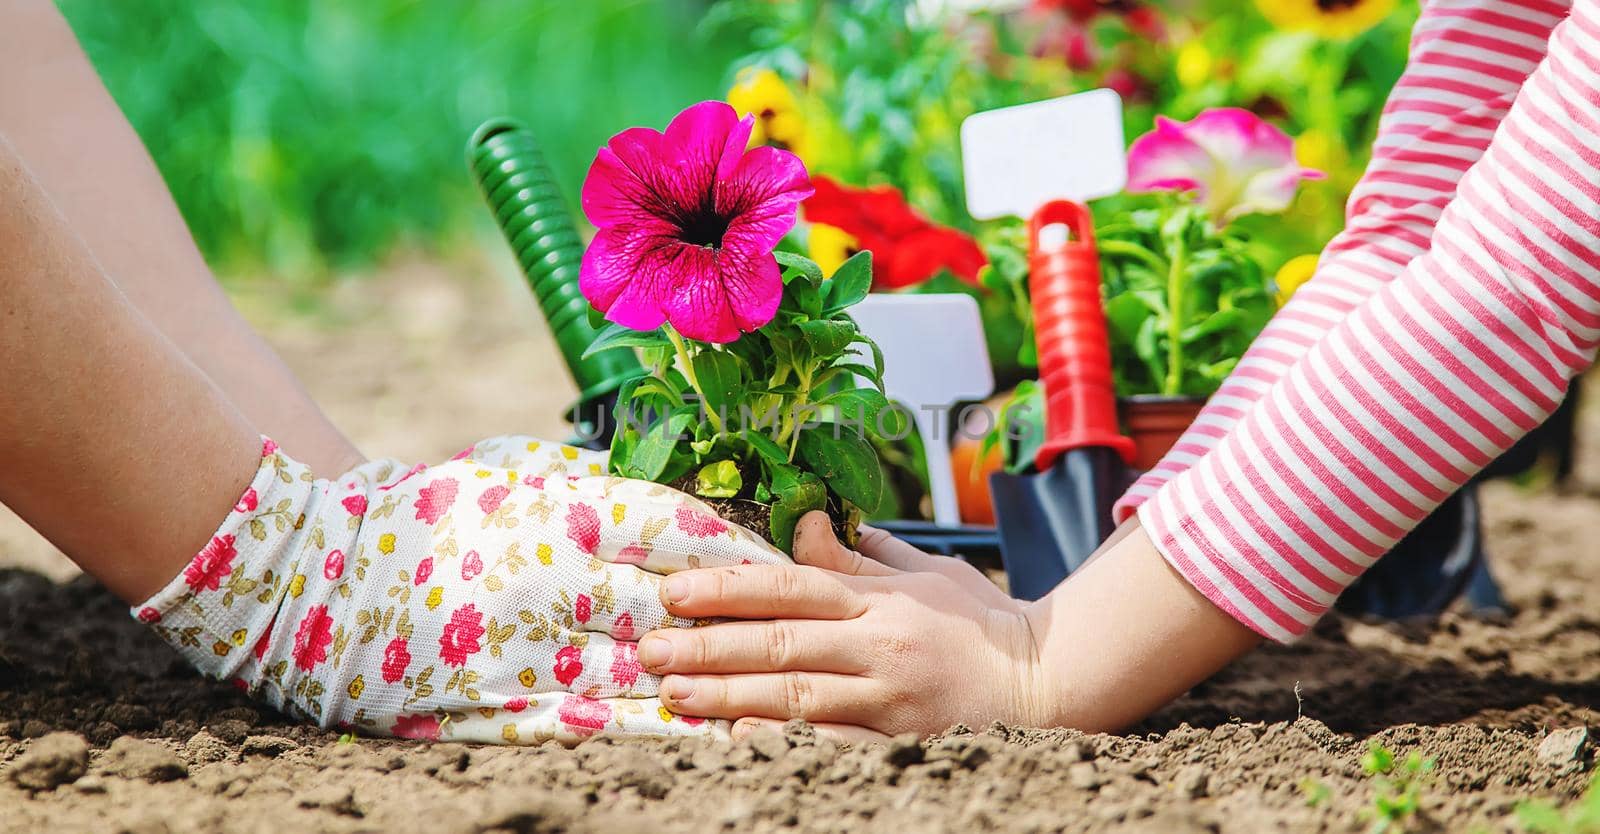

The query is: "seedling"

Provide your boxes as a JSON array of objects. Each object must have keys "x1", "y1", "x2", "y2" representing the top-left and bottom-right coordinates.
[
  {"x1": 1517, "y1": 769, "x2": 1600, "y2": 833},
  {"x1": 1361, "y1": 742, "x2": 1435, "y2": 834}
]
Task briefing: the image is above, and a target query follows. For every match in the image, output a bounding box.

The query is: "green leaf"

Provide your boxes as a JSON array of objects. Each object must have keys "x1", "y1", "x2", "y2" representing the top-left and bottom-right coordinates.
[
  {"x1": 743, "y1": 430, "x2": 790, "y2": 466},
  {"x1": 821, "y1": 389, "x2": 907, "y2": 439},
  {"x1": 796, "y1": 428, "x2": 884, "y2": 514},
  {"x1": 587, "y1": 306, "x2": 608, "y2": 331},
  {"x1": 626, "y1": 410, "x2": 694, "y2": 482},
  {"x1": 823, "y1": 250, "x2": 872, "y2": 312},
  {"x1": 690, "y1": 350, "x2": 742, "y2": 420},
  {"x1": 775, "y1": 250, "x2": 823, "y2": 288},
  {"x1": 817, "y1": 363, "x2": 885, "y2": 392},
  {"x1": 767, "y1": 465, "x2": 827, "y2": 553},
  {"x1": 694, "y1": 460, "x2": 743, "y2": 498},
  {"x1": 582, "y1": 322, "x2": 672, "y2": 359},
  {"x1": 798, "y1": 319, "x2": 857, "y2": 358}
]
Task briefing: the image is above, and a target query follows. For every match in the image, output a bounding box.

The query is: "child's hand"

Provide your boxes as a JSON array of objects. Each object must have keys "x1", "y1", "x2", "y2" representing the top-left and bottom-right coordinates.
[{"x1": 134, "y1": 435, "x2": 788, "y2": 744}]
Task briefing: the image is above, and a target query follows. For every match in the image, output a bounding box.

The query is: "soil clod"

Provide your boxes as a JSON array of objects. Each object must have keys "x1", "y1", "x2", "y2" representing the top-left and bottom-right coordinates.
[
  {"x1": 98, "y1": 736, "x2": 187, "y2": 782},
  {"x1": 8, "y1": 731, "x2": 89, "y2": 791}
]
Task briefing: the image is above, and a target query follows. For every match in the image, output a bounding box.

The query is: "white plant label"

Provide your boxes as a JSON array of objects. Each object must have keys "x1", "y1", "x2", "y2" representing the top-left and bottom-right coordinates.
[{"x1": 960, "y1": 88, "x2": 1127, "y2": 221}]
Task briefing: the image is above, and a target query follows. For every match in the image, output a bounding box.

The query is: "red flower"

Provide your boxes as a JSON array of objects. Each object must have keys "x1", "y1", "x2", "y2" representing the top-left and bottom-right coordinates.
[
  {"x1": 574, "y1": 594, "x2": 592, "y2": 624},
  {"x1": 261, "y1": 438, "x2": 278, "y2": 457},
  {"x1": 291, "y1": 605, "x2": 335, "y2": 672},
  {"x1": 558, "y1": 695, "x2": 611, "y2": 734},
  {"x1": 1031, "y1": 0, "x2": 1133, "y2": 21},
  {"x1": 253, "y1": 616, "x2": 276, "y2": 661},
  {"x1": 477, "y1": 485, "x2": 510, "y2": 515},
  {"x1": 183, "y1": 535, "x2": 237, "y2": 593},
  {"x1": 803, "y1": 176, "x2": 986, "y2": 290},
  {"x1": 617, "y1": 545, "x2": 649, "y2": 565},
  {"x1": 438, "y1": 603, "x2": 486, "y2": 667},
  {"x1": 553, "y1": 645, "x2": 584, "y2": 686},
  {"x1": 504, "y1": 697, "x2": 528, "y2": 713},
  {"x1": 415, "y1": 557, "x2": 433, "y2": 586},
  {"x1": 341, "y1": 494, "x2": 368, "y2": 516},
  {"x1": 461, "y1": 550, "x2": 483, "y2": 581},
  {"x1": 675, "y1": 506, "x2": 727, "y2": 538},
  {"x1": 450, "y1": 444, "x2": 476, "y2": 461},
  {"x1": 323, "y1": 549, "x2": 345, "y2": 580},
  {"x1": 413, "y1": 478, "x2": 459, "y2": 525},
  {"x1": 392, "y1": 713, "x2": 441, "y2": 741},
  {"x1": 612, "y1": 612, "x2": 636, "y2": 641},
  {"x1": 611, "y1": 641, "x2": 641, "y2": 689},
  {"x1": 234, "y1": 488, "x2": 259, "y2": 514},
  {"x1": 566, "y1": 502, "x2": 601, "y2": 555},
  {"x1": 380, "y1": 462, "x2": 427, "y2": 492},
  {"x1": 381, "y1": 637, "x2": 411, "y2": 684}
]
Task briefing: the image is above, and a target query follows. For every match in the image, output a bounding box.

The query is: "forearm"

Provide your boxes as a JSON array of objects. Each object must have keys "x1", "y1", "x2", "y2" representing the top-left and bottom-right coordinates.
[
  {"x1": 0, "y1": 135, "x2": 261, "y2": 603},
  {"x1": 0, "y1": 0, "x2": 361, "y2": 475},
  {"x1": 1024, "y1": 518, "x2": 1259, "y2": 732}
]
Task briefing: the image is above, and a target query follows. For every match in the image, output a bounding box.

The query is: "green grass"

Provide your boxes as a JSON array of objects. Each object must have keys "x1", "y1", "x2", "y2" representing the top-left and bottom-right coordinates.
[{"x1": 58, "y1": 0, "x2": 740, "y2": 278}]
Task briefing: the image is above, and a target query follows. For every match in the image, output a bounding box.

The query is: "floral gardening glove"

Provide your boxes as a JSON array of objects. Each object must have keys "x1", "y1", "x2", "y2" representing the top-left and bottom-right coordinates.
[{"x1": 132, "y1": 435, "x2": 788, "y2": 744}]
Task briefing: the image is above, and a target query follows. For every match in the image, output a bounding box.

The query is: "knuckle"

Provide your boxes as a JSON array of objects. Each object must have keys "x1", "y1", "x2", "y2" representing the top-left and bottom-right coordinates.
[
  {"x1": 779, "y1": 672, "x2": 816, "y2": 718},
  {"x1": 764, "y1": 622, "x2": 799, "y2": 670},
  {"x1": 771, "y1": 568, "x2": 804, "y2": 606}
]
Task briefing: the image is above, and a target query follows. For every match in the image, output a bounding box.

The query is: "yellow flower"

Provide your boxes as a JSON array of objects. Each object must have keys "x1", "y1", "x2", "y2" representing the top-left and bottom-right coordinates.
[
  {"x1": 289, "y1": 574, "x2": 306, "y2": 598},
  {"x1": 1254, "y1": 0, "x2": 1397, "y2": 38},
  {"x1": 727, "y1": 68, "x2": 811, "y2": 163},
  {"x1": 212, "y1": 641, "x2": 232, "y2": 657},
  {"x1": 1175, "y1": 40, "x2": 1213, "y2": 88},
  {"x1": 378, "y1": 533, "x2": 396, "y2": 555},
  {"x1": 657, "y1": 706, "x2": 674, "y2": 723},
  {"x1": 347, "y1": 674, "x2": 366, "y2": 700},
  {"x1": 231, "y1": 628, "x2": 249, "y2": 647},
  {"x1": 525, "y1": 440, "x2": 541, "y2": 452},
  {"x1": 501, "y1": 724, "x2": 519, "y2": 743},
  {"x1": 535, "y1": 543, "x2": 553, "y2": 566},
  {"x1": 1294, "y1": 128, "x2": 1340, "y2": 173},
  {"x1": 519, "y1": 667, "x2": 538, "y2": 688},
  {"x1": 561, "y1": 446, "x2": 579, "y2": 461},
  {"x1": 425, "y1": 586, "x2": 444, "y2": 610},
  {"x1": 808, "y1": 223, "x2": 859, "y2": 278},
  {"x1": 612, "y1": 504, "x2": 627, "y2": 525},
  {"x1": 475, "y1": 469, "x2": 492, "y2": 479},
  {"x1": 1275, "y1": 254, "x2": 1321, "y2": 306}
]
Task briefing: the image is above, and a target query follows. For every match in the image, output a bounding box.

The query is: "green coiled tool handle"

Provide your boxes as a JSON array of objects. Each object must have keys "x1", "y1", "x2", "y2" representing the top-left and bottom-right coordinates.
[{"x1": 467, "y1": 118, "x2": 641, "y2": 422}]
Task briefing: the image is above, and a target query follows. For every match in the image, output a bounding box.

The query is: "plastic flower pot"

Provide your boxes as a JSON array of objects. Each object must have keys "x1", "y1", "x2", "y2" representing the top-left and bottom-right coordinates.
[{"x1": 1118, "y1": 394, "x2": 1206, "y2": 472}]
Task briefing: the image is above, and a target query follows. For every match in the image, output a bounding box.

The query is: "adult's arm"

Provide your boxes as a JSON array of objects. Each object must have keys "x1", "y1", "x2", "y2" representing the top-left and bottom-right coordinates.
[{"x1": 1115, "y1": 0, "x2": 1570, "y2": 519}]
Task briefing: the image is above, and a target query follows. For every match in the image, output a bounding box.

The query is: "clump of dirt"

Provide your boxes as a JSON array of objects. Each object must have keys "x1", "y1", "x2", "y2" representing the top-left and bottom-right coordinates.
[{"x1": 667, "y1": 473, "x2": 857, "y2": 551}]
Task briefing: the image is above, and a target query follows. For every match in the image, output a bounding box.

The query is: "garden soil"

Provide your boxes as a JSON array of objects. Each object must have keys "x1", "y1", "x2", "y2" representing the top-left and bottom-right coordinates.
[{"x1": 3, "y1": 260, "x2": 1598, "y2": 833}]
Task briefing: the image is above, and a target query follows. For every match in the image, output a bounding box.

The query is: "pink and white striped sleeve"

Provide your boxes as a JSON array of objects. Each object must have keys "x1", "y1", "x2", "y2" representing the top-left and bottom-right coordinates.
[
  {"x1": 1140, "y1": 0, "x2": 1600, "y2": 642},
  {"x1": 1113, "y1": 0, "x2": 1570, "y2": 522}
]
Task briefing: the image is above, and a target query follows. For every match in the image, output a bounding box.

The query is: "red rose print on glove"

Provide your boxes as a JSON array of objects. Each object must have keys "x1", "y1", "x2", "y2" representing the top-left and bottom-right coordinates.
[
  {"x1": 235, "y1": 488, "x2": 259, "y2": 513},
  {"x1": 574, "y1": 593, "x2": 592, "y2": 624},
  {"x1": 184, "y1": 535, "x2": 237, "y2": 592},
  {"x1": 558, "y1": 695, "x2": 612, "y2": 734},
  {"x1": 323, "y1": 549, "x2": 345, "y2": 580},
  {"x1": 413, "y1": 478, "x2": 459, "y2": 525},
  {"x1": 611, "y1": 640, "x2": 641, "y2": 689},
  {"x1": 553, "y1": 645, "x2": 584, "y2": 686},
  {"x1": 461, "y1": 550, "x2": 483, "y2": 581},
  {"x1": 292, "y1": 605, "x2": 334, "y2": 672},
  {"x1": 381, "y1": 637, "x2": 411, "y2": 684},
  {"x1": 439, "y1": 603, "x2": 486, "y2": 667},
  {"x1": 566, "y1": 502, "x2": 601, "y2": 555},
  {"x1": 392, "y1": 713, "x2": 441, "y2": 740},
  {"x1": 675, "y1": 506, "x2": 728, "y2": 538},
  {"x1": 612, "y1": 612, "x2": 635, "y2": 641},
  {"x1": 342, "y1": 494, "x2": 368, "y2": 516},
  {"x1": 415, "y1": 557, "x2": 432, "y2": 585}
]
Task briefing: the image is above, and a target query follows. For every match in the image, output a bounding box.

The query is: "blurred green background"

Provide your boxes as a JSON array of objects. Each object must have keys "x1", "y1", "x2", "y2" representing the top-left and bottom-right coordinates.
[{"x1": 58, "y1": 0, "x2": 736, "y2": 278}]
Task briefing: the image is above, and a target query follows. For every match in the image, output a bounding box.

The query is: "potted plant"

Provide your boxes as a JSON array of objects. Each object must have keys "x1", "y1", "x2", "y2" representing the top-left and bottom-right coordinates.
[{"x1": 575, "y1": 100, "x2": 904, "y2": 552}]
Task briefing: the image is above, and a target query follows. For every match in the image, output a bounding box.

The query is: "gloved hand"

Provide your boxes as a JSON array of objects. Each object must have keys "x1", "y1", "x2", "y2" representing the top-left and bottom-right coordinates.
[{"x1": 133, "y1": 435, "x2": 788, "y2": 744}]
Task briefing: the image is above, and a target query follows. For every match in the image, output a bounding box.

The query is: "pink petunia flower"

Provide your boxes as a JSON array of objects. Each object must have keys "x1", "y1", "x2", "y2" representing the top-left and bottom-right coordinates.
[
  {"x1": 184, "y1": 535, "x2": 237, "y2": 593},
  {"x1": 461, "y1": 550, "x2": 483, "y2": 581},
  {"x1": 558, "y1": 695, "x2": 612, "y2": 734},
  {"x1": 611, "y1": 641, "x2": 641, "y2": 689},
  {"x1": 323, "y1": 549, "x2": 345, "y2": 580},
  {"x1": 566, "y1": 503, "x2": 601, "y2": 555},
  {"x1": 438, "y1": 603, "x2": 486, "y2": 667},
  {"x1": 292, "y1": 605, "x2": 335, "y2": 672},
  {"x1": 342, "y1": 494, "x2": 368, "y2": 516},
  {"x1": 477, "y1": 485, "x2": 510, "y2": 515},
  {"x1": 381, "y1": 636, "x2": 411, "y2": 684},
  {"x1": 579, "y1": 100, "x2": 812, "y2": 344},
  {"x1": 553, "y1": 645, "x2": 584, "y2": 687},
  {"x1": 1127, "y1": 108, "x2": 1323, "y2": 223},
  {"x1": 674, "y1": 506, "x2": 727, "y2": 538},
  {"x1": 391, "y1": 713, "x2": 441, "y2": 741},
  {"x1": 235, "y1": 488, "x2": 259, "y2": 514},
  {"x1": 413, "y1": 478, "x2": 459, "y2": 525}
]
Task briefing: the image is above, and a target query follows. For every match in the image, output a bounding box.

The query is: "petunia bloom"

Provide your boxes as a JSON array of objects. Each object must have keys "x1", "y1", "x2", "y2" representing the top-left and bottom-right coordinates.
[
  {"x1": 1126, "y1": 108, "x2": 1324, "y2": 223},
  {"x1": 802, "y1": 176, "x2": 987, "y2": 290},
  {"x1": 1253, "y1": 0, "x2": 1396, "y2": 39},
  {"x1": 580, "y1": 100, "x2": 812, "y2": 344}
]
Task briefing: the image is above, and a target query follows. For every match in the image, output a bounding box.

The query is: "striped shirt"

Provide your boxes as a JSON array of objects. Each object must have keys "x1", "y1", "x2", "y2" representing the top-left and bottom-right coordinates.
[{"x1": 1112, "y1": 0, "x2": 1593, "y2": 641}]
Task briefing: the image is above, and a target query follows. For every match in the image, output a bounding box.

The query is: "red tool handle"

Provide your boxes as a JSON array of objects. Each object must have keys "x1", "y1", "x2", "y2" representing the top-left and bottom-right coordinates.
[{"x1": 1028, "y1": 200, "x2": 1136, "y2": 469}]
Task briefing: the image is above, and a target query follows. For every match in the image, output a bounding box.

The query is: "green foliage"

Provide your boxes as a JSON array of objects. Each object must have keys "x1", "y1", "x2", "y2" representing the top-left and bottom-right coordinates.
[
  {"x1": 58, "y1": 0, "x2": 737, "y2": 276},
  {"x1": 1517, "y1": 769, "x2": 1600, "y2": 834},
  {"x1": 1299, "y1": 777, "x2": 1332, "y2": 808},
  {"x1": 602, "y1": 252, "x2": 904, "y2": 552},
  {"x1": 1098, "y1": 199, "x2": 1276, "y2": 398},
  {"x1": 1361, "y1": 743, "x2": 1436, "y2": 834}
]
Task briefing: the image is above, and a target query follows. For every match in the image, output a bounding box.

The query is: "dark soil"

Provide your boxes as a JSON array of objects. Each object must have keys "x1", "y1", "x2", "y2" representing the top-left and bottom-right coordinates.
[
  {"x1": 1, "y1": 480, "x2": 1597, "y2": 833},
  {"x1": 669, "y1": 474, "x2": 857, "y2": 551}
]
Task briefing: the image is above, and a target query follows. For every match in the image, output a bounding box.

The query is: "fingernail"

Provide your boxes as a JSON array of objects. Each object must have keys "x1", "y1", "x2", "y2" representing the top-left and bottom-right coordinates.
[
  {"x1": 638, "y1": 636, "x2": 673, "y2": 670},
  {"x1": 664, "y1": 676, "x2": 695, "y2": 701},
  {"x1": 730, "y1": 720, "x2": 753, "y2": 741},
  {"x1": 664, "y1": 575, "x2": 689, "y2": 605}
]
